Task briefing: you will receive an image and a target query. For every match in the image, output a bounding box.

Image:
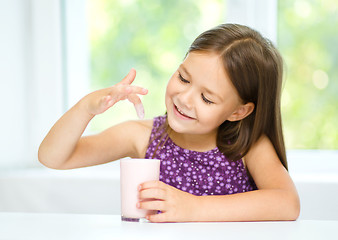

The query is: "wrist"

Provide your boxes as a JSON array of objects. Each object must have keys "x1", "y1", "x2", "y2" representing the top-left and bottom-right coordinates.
[
  {"x1": 187, "y1": 194, "x2": 203, "y2": 222},
  {"x1": 74, "y1": 98, "x2": 96, "y2": 120},
  {"x1": 189, "y1": 195, "x2": 218, "y2": 222}
]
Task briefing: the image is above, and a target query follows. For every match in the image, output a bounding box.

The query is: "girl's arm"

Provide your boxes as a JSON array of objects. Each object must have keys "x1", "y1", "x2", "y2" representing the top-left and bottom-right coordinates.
[
  {"x1": 138, "y1": 136, "x2": 300, "y2": 222},
  {"x1": 38, "y1": 69, "x2": 150, "y2": 170}
]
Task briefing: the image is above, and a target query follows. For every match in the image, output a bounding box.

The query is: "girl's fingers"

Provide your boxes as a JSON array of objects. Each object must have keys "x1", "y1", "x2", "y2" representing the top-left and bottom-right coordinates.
[
  {"x1": 126, "y1": 85, "x2": 148, "y2": 95},
  {"x1": 127, "y1": 93, "x2": 141, "y2": 105},
  {"x1": 106, "y1": 84, "x2": 147, "y2": 102},
  {"x1": 127, "y1": 94, "x2": 145, "y2": 119},
  {"x1": 139, "y1": 180, "x2": 165, "y2": 190},
  {"x1": 147, "y1": 212, "x2": 167, "y2": 223},
  {"x1": 134, "y1": 103, "x2": 145, "y2": 119},
  {"x1": 120, "y1": 68, "x2": 137, "y2": 85},
  {"x1": 138, "y1": 199, "x2": 166, "y2": 212},
  {"x1": 139, "y1": 188, "x2": 166, "y2": 200},
  {"x1": 110, "y1": 85, "x2": 147, "y2": 98},
  {"x1": 140, "y1": 180, "x2": 162, "y2": 188},
  {"x1": 138, "y1": 181, "x2": 167, "y2": 211}
]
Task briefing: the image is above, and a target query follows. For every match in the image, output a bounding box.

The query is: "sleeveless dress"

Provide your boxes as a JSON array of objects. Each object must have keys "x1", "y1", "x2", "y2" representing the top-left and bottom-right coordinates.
[{"x1": 145, "y1": 115, "x2": 257, "y2": 196}]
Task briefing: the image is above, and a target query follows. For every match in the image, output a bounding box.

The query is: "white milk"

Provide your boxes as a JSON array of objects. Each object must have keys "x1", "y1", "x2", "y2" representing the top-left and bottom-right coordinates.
[{"x1": 120, "y1": 158, "x2": 161, "y2": 222}]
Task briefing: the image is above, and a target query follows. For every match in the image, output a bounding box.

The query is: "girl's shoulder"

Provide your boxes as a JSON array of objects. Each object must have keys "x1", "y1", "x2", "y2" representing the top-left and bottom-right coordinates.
[
  {"x1": 106, "y1": 116, "x2": 166, "y2": 158},
  {"x1": 121, "y1": 115, "x2": 165, "y2": 131},
  {"x1": 243, "y1": 135, "x2": 271, "y2": 163},
  {"x1": 120, "y1": 118, "x2": 154, "y2": 158},
  {"x1": 129, "y1": 115, "x2": 167, "y2": 142},
  {"x1": 245, "y1": 135, "x2": 274, "y2": 158},
  {"x1": 243, "y1": 135, "x2": 283, "y2": 176},
  {"x1": 112, "y1": 115, "x2": 166, "y2": 140},
  {"x1": 120, "y1": 118, "x2": 154, "y2": 138}
]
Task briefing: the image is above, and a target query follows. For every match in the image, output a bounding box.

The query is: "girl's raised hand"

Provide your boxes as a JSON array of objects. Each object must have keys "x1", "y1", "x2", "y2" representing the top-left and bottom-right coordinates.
[
  {"x1": 82, "y1": 68, "x2": 148, "y2": 118},
  {"x1": 137, "y1": 181, "x2": 199, "y2": 222}
]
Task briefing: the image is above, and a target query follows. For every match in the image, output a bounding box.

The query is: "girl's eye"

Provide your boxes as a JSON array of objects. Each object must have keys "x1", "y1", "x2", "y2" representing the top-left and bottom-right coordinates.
[
  {"x1": 178, "y1": 73, "x2": 190, "y2": 83},
  {"x1": 201, "y1": 94, "x2": 214, "y2": 104}
]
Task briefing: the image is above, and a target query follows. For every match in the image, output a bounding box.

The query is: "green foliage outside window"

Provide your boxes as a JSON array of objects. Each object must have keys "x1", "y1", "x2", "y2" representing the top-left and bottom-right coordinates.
[
  {"x1": 278, "y1": 0, "x2": 338, "y2": 149},
  {"x1": 87, "y1": 0, "x2": 338, "y2": 149}
]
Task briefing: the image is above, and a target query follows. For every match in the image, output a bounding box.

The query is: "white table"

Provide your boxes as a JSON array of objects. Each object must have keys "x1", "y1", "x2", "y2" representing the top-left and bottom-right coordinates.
[{"x1": 0, "y1": 212, "x2": 337, "y2": 240}]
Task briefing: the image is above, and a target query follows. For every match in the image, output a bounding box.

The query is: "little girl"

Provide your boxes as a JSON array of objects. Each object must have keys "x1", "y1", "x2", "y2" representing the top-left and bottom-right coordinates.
[{"x1": 39, "y1": 23, "x2": 300, "y2": 222}]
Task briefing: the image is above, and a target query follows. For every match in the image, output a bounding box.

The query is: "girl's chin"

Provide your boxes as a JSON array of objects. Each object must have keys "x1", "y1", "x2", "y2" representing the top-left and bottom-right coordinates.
[{"x1": 167, "y1": 114, "x2": 191, "y2": 133}]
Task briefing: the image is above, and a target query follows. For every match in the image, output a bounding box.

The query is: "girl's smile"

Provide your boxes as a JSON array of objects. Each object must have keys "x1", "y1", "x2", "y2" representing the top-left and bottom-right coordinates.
[
  {"x1": 173, "y1": 103, "x2": 196, "y2": 120},
  {"x1": 165, "y1": 51, "x2": 244, "y2": 139}
]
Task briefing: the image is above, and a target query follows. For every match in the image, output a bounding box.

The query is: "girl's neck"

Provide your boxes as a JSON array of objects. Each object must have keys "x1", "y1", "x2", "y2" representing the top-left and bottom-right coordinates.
[{"x1": 168, "y1": 129, "x2": 218, "y2": 152}]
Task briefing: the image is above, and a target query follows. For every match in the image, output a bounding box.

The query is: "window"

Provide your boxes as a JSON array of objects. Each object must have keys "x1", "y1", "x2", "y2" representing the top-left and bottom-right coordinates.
[
  {"x1": 1, "y1": 0, "x2": 336, "y2": 170},
  {"x1": 69, "y1": 0, "x2": 338, "y2": 149},
  {"x1": 278, "y1": 0, "x2": 338, "y2": 149}
]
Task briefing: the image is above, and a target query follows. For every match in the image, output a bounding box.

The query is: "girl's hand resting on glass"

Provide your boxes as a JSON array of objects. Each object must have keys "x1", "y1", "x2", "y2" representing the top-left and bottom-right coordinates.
[
  {"x1": 81, "y1": 68, "x2": 148, "y2": 118},
  {"x1": 138, "y1": 180, "x2": 199, "y2": 222}
]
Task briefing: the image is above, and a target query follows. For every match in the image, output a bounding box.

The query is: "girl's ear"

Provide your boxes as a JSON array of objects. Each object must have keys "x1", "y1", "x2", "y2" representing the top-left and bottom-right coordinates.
[{"x1": 228, "y1": 102, "x2": 255, "y2": 122}]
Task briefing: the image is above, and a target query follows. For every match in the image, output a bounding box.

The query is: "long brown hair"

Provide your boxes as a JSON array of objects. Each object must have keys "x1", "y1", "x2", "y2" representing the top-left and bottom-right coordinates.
[{"x1": 188, "y1": 23, "x2": 287, "y2": 170}]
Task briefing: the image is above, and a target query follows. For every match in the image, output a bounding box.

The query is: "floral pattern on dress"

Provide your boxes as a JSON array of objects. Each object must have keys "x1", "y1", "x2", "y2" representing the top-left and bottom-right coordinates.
[{"x1": 145, "y1": 115, "x2": 257, "y2": 196}]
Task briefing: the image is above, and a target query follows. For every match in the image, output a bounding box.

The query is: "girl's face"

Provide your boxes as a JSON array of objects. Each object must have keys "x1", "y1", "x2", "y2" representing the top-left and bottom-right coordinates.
[{"x1": 165, "y1": 51, "x2": 245, "y2": 137}]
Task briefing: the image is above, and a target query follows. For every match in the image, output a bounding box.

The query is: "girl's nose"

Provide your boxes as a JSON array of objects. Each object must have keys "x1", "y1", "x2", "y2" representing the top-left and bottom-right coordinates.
[{"x1": 178, "y1": 88, "x2": 194, "y2": 109}]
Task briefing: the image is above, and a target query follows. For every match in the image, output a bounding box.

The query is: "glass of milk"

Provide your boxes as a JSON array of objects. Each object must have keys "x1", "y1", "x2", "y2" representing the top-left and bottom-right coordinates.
[{"x1": 120, "y1": 158, "x2": 161, "y2": 222}]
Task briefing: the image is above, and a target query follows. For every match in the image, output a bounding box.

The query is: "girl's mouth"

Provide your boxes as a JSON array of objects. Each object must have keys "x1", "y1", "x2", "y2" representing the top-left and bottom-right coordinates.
[{"x1": 174, "y1": 104, "x2": 196, "y2": 120}]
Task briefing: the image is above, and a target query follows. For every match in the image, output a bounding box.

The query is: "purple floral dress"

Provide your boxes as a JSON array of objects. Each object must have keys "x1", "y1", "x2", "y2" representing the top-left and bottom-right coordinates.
[{"x1": 145, "y1": 116, "x2": 257, "y2": 196}]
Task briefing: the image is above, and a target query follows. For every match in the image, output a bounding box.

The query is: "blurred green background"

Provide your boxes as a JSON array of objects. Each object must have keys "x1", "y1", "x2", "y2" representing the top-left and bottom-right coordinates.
[
  {"x1": 278, "y1": 0, "x2": 338, "y2": 149},
  {"x1": 87, "y1": 0, "x2": 337, "y2": 150}
]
